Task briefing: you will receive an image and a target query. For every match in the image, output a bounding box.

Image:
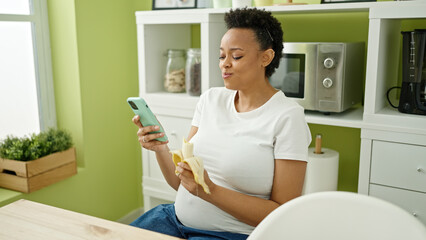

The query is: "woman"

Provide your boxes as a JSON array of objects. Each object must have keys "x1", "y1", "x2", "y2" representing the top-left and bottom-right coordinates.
[{"x1": 131, "y1": 8, "x2": 311, "y2": 240}]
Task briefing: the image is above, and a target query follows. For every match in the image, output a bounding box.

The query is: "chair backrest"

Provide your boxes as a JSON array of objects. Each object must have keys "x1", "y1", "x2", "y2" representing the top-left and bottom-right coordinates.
[{"x1": 248, "y1": 191, "x2": 426, "y2": 240}]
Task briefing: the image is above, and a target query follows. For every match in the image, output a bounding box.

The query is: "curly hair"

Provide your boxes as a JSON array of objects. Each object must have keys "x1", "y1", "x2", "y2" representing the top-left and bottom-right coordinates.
[{"x1": 224, "y1": 8, "x2": 283, "y2": 78}]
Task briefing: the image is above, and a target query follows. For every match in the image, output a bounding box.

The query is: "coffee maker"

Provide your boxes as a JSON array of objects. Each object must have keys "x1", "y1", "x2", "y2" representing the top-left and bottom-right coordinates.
[{"x1": 399, "y1": 29, "x2": 426, "y2": 115}]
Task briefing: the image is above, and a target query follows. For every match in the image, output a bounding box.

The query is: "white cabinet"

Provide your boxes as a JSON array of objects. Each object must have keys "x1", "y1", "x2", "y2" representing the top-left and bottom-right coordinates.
[
  {"x1": 369, "y1": 184, "x2": 426, "y2": 225},
  {"x1": 356, "y1": 3, "x2": 426, "y2": 226},
  {"x1": 136, "y1": 1, "x2": 426, "y2": 213},
  {"x1": 141, "y1": 115, "x2": 192, "y2": 211},
  {"x1": 359, "y1": 129, "x2": 426, "y2": 225},
  {"x1": 364, "y1": 138, "x2": 426, "y2": 225},
  {"x1": 370, "y1": 141, "x2": 426, "y2": 193}
]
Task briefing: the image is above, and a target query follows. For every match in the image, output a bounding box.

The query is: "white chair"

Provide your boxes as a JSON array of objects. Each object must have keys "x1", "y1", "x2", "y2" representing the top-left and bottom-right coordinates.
[{"x1": 248, "y1": 191, "x2": 426, "y2": 240}]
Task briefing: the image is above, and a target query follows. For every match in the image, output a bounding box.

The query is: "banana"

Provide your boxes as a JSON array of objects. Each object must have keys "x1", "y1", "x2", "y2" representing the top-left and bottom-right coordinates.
[{"x1": 170, "y1": 138, "x2": 210, "y2": 194}]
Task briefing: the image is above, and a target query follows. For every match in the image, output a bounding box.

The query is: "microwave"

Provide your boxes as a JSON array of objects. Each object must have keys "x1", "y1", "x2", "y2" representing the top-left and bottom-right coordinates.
[{"x1": 269, "y1": 42, "x2": 365, "y2": 113}]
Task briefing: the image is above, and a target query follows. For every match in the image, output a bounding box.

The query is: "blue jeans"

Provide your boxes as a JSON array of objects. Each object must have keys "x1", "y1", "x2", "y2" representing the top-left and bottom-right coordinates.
[{"x1": 130, "y1": 204, "x2": 249, "y2": 240}]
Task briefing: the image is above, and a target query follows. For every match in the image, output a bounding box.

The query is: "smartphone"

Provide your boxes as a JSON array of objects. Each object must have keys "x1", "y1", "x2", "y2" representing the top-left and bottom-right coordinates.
[{"x1": 127, "y1": 97, "x2": 168, "y2": 142}]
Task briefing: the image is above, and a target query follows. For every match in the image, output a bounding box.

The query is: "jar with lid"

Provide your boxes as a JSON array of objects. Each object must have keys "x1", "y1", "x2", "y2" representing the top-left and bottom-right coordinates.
[
  {"x1": 185, "y1": 48, "x2": 201, "y2": 96},
  {"x1": 164, "y1": 49, "x2": 186, "y2": 93}
]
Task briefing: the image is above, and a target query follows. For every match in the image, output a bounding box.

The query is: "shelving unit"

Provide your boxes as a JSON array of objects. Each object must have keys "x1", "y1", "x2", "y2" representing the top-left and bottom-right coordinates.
[
  {"x1": 136, "y1": 1, "x2": 426, "y2": 224},
  {"x1": 356, "y1": 2, "x2": 426, "y2": 225},
  {"x1": 363, "y1": 4, "x2": 426, "y2": 133}
]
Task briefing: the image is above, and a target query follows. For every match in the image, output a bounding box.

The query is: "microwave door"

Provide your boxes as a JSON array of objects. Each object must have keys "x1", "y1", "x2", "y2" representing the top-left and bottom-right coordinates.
[
  {"x1": 281, "y1": 54, "x2": 305, "y2": 98},
  {"x1": 270, "y1": 43, "x2": 317, "y2": 110}
]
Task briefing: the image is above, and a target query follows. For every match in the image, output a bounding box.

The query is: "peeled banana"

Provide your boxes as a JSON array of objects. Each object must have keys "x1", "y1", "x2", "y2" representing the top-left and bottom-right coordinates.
[{"x1": 170, "y1": 139, "x2": 210, "y2": 194}]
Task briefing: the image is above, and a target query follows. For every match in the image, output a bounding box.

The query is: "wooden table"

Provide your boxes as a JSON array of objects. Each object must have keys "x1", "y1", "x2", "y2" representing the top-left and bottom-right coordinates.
[{"x1": 0, "y1": 199, "x2": 183, "y2": 239}]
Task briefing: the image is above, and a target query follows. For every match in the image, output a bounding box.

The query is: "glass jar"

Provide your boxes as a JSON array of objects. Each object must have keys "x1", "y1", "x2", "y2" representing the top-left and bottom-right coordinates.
[
  {"x1": 164, "y1": 49, "x2": 186, "y2": 93},
  {"x1": 185, "y1": 48, "x2": 201, "y2": 96}
]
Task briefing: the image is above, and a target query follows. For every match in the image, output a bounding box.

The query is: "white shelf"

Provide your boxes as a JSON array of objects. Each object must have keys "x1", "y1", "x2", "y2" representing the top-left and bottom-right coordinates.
[
  {"x1": 136, "y1": 10, "x2": 209, "y2": 24},
  {"x1": 136, "y1": 2, "x2": 369, "y2": 25},
  {"x1": 363, "y1": 106, "x2": 426, "y2": 135},
  {"x1": 362, "y1": 1, "x2": 426, "y2": 134},
  {"x1": 260, "y1": 2, "x2": 372, "y2": 13},
  {"x1": 136, "y1": 1, "x2": 426, "y2": 131},
  {"x1": 136, "y1": 1, "x2": 426, "y2": 20},
  {"x1": 305, "y1": 106, "x2": 364, "y2": 129},
  {"x1": 143, "y1": 93, "x2": 199, "y2": 118},
  {"x1": 370, "y1": 2, "x2": 426, "y2": 19},
  {"x1": 144, "y1": 92, "x2": 366, "y2": 129}
]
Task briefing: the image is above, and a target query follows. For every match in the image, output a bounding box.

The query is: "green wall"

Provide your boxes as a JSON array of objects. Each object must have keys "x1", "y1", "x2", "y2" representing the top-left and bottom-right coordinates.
[
  {"x1": 308, "y1": 125, "x2": 360, "y2": 192},
  {"x1": 0, "y1": 0, "x2": 152, "y2": 221},
  {"x1": 28, "y1": 0, "x2": 144, "y2": 220}
]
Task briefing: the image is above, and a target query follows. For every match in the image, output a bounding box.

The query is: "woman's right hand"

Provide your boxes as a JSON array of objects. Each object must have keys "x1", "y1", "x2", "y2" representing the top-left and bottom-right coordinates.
[{"x1": 132, "y1": 115, "x2": 169, "y2": 152}]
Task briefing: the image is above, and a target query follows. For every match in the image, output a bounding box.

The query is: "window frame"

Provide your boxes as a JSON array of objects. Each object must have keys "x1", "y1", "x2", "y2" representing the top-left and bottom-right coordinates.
[{"x1": 0, "y1": 0, "x2": 56, "y2": 134}]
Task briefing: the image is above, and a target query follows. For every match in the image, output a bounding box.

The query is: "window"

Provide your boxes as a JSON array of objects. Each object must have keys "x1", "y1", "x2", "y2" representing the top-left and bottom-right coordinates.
[{"x1": 0, "y1": 0, "x2": 56, "y2": 139}]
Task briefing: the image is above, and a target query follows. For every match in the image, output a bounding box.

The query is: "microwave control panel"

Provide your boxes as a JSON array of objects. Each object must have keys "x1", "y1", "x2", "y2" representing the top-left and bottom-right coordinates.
[
  {"x1": 316, "y1": 44, "x2": 344, "y2": 112},
  {"x1": 315, "y1": 42, "x2": 364, "y2": 113}
]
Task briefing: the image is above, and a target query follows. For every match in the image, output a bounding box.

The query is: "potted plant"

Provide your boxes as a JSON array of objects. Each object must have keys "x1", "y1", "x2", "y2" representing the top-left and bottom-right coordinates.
[{"x1": 0, "y1": 128, "x2": 76, "y2": 193}]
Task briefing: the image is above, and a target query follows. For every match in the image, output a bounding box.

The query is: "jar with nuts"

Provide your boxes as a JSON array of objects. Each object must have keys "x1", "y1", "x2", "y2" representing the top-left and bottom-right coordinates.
[
  {"x1": 185, "y1": 48, "x2": 201, "y2": 96},
  {"x1": 164, "y1": 49, "x2": 186, "y2": 93}
]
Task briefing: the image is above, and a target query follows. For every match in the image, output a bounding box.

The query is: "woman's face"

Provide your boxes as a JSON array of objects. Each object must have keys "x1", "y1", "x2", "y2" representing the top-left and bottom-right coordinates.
[{"x1": 219, "y1": 28, "x2": 266, "y2": 90}]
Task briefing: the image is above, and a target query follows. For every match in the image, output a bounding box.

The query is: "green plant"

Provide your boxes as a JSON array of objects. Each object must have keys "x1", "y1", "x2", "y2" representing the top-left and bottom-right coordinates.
[{"x1": 0, "y1": 128, "x2": 73, "y2": 161}]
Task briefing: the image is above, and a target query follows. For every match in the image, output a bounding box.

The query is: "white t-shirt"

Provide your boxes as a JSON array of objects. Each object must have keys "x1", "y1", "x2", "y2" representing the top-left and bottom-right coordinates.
[{"x1": 174, "y1": 87, "x2": 311, "y2": 235}]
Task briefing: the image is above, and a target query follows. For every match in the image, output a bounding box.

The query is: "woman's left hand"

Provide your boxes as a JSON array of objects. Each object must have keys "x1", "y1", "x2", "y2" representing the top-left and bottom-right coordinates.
[{"x1": 176, "y1": 162, "x2": 213, "y2": 198}]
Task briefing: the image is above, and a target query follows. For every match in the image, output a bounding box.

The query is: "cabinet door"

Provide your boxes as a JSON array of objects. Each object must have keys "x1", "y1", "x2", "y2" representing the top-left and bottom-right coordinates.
[
  {"x1": 143, "y1": 115, "x2": 193, "y2": 180},
  {"x1": 157, "y1": 115, "x2": 193, "y2": 150},
  {"x1": 370, "y1": 141, "x2": 426, "y2": 193},
  {"x1": 369, "y1": 184, "x2": 426, "y2": 225}
]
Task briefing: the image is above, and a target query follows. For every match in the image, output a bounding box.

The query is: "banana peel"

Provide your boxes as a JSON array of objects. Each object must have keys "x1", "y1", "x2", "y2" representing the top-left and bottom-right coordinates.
[{"x1": 171, "y1": 138, "x2": 210, "y2": 194}]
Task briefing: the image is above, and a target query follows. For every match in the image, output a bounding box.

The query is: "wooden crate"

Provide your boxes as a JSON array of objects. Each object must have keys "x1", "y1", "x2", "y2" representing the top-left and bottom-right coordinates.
[{"x1": 0, "y1": 147, "x2": 77, "y2": 193}]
